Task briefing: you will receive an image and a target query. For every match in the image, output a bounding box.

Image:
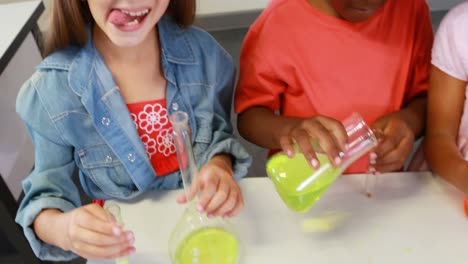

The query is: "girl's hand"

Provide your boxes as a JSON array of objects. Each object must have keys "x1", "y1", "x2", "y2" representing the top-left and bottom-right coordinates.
[
  {"x1": 279, "y1": 116, "x2": 348, "y2": 169},
  {"x1": 370, "y1": 112, "x2": 415, "y2": 172},
  {"x1": 176, "y1": 154, "x2": 244, "y2": 218},
  {"x1": 407, "y1": 143, "x2": 429, "y2": 171},
  {"x1": 60, "y1": 204, "x2": 135, "y2": 259}
]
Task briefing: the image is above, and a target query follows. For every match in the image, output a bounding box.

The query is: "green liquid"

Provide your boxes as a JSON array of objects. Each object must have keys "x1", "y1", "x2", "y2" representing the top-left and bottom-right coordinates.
[
  {"x1": 175, "y1": 228, "x2": 239, "y2": 264},
  {"x1": 266, "y1": 153, "x2": 342, "y2": 212},
  {"x1": 116, "y1": 259, "x2": 128, "y2": 264}
]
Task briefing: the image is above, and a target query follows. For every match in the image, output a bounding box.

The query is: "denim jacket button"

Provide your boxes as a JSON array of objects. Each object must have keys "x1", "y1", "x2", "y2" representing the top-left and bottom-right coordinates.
[
  {"x1": 172, "y1": 103, "x2": 179, "y2": 111},
  {"x1": 101, "y1": 117, "x2": 110, "y2": 126},
  {"x1": 127, "y1": 153, "x2": 136, "y2": 163},
  {"x1": 105, "y1": 155, "x2": 113, "y2": 163}
]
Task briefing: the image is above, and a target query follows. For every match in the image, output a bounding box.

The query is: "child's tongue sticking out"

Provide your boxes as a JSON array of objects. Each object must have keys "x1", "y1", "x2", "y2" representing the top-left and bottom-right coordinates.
[{"x1": 109, "y1": 9, "x2": 136, "y2": 25}]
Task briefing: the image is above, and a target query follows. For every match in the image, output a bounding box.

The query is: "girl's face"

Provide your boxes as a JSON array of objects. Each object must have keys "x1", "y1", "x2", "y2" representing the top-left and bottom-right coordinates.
[
  {"x1": 329, "y1": 0, "x2": 387, "y2": 22},
  {"x1": 88, "y1": 0, "x2": 170, "y2": 47}
]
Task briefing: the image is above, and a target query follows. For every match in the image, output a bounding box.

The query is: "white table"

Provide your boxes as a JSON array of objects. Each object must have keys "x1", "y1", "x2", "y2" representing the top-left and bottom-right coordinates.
[
  {"x1": 88, "y1": 172, "x2": 468, "y2": 264},
  {"x1": 0, "y1": 0, "x2": 43, "y2": 200}
]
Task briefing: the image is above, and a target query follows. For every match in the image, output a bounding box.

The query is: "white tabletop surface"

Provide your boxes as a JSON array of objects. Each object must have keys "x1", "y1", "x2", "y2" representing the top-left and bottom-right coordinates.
[
  {"x1": 0, "y1": 0, "x2": 42, "y2": 60},
  {"x1": 87, "y1": 172, "x2": 468, "y2": 264}
]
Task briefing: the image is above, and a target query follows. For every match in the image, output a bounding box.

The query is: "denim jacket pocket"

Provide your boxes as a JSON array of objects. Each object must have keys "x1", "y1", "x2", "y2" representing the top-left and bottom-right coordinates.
[
  {"x1": 78, "y1": 144, "x2": 135, "y2": 197},
  {"x1": 192, "y1": 119, "x2": 213, "y2": 157}
]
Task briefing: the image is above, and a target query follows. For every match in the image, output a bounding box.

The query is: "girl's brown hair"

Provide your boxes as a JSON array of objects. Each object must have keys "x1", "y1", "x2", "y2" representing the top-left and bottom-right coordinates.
[{"x1": 43, "y1": 0, "x2": 196, "y2": 57}]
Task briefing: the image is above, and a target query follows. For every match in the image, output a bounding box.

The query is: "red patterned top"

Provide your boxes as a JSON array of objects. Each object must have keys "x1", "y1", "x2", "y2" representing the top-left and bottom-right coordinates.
[{"x1": 127, "y1": 99, "x2": 179, "y2": 176}]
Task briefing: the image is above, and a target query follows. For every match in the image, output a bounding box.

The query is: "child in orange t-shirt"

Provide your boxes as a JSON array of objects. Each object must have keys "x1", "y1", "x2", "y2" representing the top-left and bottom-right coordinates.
[{"x1": 235, "y1": 0, "x2": 433, "y2": 173}]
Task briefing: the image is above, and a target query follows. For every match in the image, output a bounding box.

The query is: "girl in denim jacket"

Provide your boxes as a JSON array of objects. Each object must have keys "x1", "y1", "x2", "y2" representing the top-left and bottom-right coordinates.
[{"x1": 15, "y1": 0, "x2": 251, "y2": 261}]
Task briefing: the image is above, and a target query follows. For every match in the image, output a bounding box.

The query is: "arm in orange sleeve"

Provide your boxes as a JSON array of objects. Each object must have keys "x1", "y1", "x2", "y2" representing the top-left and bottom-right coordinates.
[
  {"x1": 234, "y1": 22, "x2": 292, "y2": 149},
  {"x1": 234, "y1": 22, "x2": 348, "y2": 165},
  {"x1": 234, "y1": 23, "x2": 285, "y2": 115},
  {"x1": 401, "y1": 1, "x2": 434, "y2": 139}
]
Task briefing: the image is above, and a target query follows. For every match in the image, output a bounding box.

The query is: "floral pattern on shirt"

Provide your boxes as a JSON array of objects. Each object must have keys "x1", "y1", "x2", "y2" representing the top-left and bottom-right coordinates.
[{"x1": 130, "y1": 103, "x2": 175, "y2": 157}]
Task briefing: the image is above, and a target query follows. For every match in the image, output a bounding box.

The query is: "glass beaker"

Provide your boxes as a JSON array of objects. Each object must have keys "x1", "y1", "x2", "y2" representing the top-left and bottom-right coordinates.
[
  {"x1": 168, "y1": 111, "x2": 240, "y2": 264},
  {"x1": 266, "y1": 113, "x2": 378, "y2": 213}
]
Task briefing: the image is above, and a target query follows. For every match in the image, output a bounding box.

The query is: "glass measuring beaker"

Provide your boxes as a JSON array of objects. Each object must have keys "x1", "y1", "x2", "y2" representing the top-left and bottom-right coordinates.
[
  {"x1": 266, "y1": 113, "x2": 378, "y2": 212},
  {"x1": 168, "y1": 111, "x2": 240, "y2": 264}
]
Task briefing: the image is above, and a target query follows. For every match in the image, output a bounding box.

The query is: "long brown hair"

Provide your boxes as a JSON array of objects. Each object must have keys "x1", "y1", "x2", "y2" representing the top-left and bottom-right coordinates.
[{"x1": 43, "y1": 0, "x2": 196, "y2": 57}]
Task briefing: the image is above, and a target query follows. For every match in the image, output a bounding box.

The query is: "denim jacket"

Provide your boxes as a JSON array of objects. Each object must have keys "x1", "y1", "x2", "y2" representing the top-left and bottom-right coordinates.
[{"x1": 15, "y1": 17, "x2": 252, "y2": 261}]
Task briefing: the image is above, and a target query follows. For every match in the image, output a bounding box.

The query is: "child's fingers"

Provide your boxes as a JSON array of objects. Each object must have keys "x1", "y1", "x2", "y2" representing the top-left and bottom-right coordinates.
[
  {"x1": 279, "y1": 135, "x2": 295, "y2": 158},
  {"x1": 372, "y1": 119, "x2": 410, "y2": 158},
  {"x1": 76, "y1": 209, "x2": 121, "y2": 236},
  {"x1": 224, "y1": 194, "x2": 244, "y2": 218},
  {"x1": 381, "y1": 144, "x2": 411, "y2": 164},
  {"x1": 186, "y1": 180, "x2": 199, "y2": 201},
  {"x1": 373, "y1": 146, "x2": 412, "y2": 173},
  {"x1": 73, "y1": 226, "x2": 133, "y2": 247},
  {"x1": 196, "y1": 176, "x2": 219, "y2": 212},
  {"x1": 372, "y1": 161, "x2": 404, "y2": 173},
  {"x1": 319, "y1": 117, "x2": 348, "y2": 150},
  {"x1": 176, "y1": 178, "x2": 199, "y2": 204},
  {"x1": 292, "y1": 129, "x2": 320, "y2": 169},
  {"x1": 85, "y1": 204, "x2": 112, "y2": 222},
  {"x1": 204, "y1": 181, "x2": 230, "y2": 215},
  {"x1": 69, "y1": 227, "x2": 132, "y2": 259},
  {"x1": 212, "y1": 187, "x2": 240, "y2": 217},
  {"x1": 372, "y1": 128, "x2": 385, "y2": 141},
  {"x1": 373, "y1": 135, "x2": 399, "y2": 158},
  {"x1": 76, "y1": 240, "x2": 135, "y2": 260},
  {"x1": 120, "y1": 246, "x2": 137, "y2": 258},
  {"x1": 189, "y1": 177, "x2": 199, "y2": 197},
  {"x1": 86, "y1": 204, "x2": 126, "y2": 233},
  {"x1": 305, "y1": 122, "x2": 343, "y2": 166},
  {"x1": 176, "y1": 194, "x2": 187, "y2": 204},
  {"x1": 375, "y1": 134, "x2": 411, "y2": 162}
]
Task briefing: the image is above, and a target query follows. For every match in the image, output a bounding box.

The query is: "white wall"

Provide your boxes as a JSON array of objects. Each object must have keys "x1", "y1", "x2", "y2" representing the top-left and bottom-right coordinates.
[
  {"x1": 197, "y1": 0, "x2": 270, "y2": 16},
  {"x1": 32, "y1": 0, "x2": 468, "y2": 21},
  {"x1": 0, "y1": 33, "x2": 40, "y2": 199},
  {"x1": 5, "y1": 0, "x2": 468, "y2": 16},
  {"x1": 197, "y1": 0, "x2": 467, "y2": 15}
]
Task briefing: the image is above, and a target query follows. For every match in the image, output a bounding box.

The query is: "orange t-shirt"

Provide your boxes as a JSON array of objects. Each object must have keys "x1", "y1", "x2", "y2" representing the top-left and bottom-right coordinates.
[{"x1": 234, "y1": 0, "x2": 433, "y2": 173}]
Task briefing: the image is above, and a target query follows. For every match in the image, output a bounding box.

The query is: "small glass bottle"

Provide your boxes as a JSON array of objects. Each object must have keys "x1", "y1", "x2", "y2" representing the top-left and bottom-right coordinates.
[
  {"x1": 168, "y1": 111, "x2": 240, "y2": 264},
  {"x1": 266, "y1": 113, "x2": 378, "y2": 212}
]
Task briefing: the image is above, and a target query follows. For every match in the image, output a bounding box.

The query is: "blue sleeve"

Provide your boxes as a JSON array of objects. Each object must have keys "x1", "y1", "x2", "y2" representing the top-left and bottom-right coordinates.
[
  {"x1": 15, "y1": 72, "x2": 81, "y2": 261},
  {"x1": 202, "y1": 49, "x2": 252, "y2": 181}
]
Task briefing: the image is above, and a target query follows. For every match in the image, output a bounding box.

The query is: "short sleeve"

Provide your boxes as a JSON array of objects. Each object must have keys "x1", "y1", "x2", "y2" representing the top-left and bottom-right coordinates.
[
  {"x1": 234, "y1": 19, "x2": 286, "y2": 113},
  {"x1": 432, "y1": 3, "x2": 468, "y2": 82}
]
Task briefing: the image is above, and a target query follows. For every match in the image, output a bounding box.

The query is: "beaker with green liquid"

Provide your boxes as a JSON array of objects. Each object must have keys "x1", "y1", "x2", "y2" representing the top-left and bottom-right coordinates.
[
  {"x1": 168, "y1": 111, "x2": 240, "y2": 264},
  {"x1": 266, "y1": 113, "x2": 378, "y2": 213}
]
